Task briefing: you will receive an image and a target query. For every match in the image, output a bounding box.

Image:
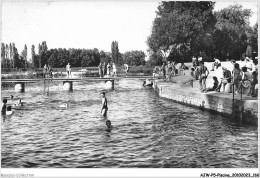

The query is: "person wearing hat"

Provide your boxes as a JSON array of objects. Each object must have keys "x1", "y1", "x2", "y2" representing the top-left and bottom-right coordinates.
[{"x1": 215, "y1": 67, "x2": 232, "y2": 92}]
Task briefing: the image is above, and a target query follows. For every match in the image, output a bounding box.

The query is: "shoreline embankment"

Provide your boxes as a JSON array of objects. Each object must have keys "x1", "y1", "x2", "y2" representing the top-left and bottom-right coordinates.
[{"x1": 153, "y1": 79, "x2": 258, "y2": 125}]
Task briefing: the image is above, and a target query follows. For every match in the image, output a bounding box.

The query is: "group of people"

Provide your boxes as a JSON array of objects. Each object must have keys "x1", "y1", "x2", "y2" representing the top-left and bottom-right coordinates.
[
  {"x1": 189, "y1": 56, "x2": 258, "y2": 96},
  {"x1": 2, "y1": 95, "x2": 23, "y2": 116},
  {"x1": 159, "y1": 61, "x2": 188, "y2": 81},
  {"x1": 2, "y1": 92, "x2": 112, "y2": 131},
  {"x1": 44, "y1": 62, "x2": 72, "y2": 79},
  {"x1": 98, "y1": 62, "x2": 120, "y2": 78}
]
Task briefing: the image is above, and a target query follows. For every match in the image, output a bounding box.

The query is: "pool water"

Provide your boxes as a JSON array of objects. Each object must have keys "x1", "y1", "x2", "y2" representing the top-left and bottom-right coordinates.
[{"x1": 1, "y1": 79, "x2": 258, "y2": 168}]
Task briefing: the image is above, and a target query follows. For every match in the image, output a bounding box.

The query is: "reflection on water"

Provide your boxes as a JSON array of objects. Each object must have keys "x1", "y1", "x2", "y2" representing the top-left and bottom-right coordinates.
[{"x1": 1, "y1": 79, "x2": 258, "y2": 168}]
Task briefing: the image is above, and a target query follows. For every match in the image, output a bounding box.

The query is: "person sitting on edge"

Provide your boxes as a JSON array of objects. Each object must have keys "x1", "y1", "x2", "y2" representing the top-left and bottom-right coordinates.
[
  {"x1": 2, "y1": 99, "x2": 7, "y2": 114},
  {"x1": 198, "y1": 61, "x2": 209, "y2": 92},
  {"x1": 6, "y1": 106, "x2": 13, "y2": 115},
  {"x1": 179, "y1": 62, "x2": 187, "y2": 75},
  {"x1": 248, "y1": 71, "x2": 258, "y2": 97},
  {"x1": 211, "y1": 58, "x2": 221, "y2": 71},
  {"x1": 100, "y1": 92, "x2": 108, "y2": 117},
  {"x1": 205, "y1": 77, "x2": 219, "y2": 92},
  {"x1": 105, "y1": 120, "x2": 113, "y2": 131},
  {"x1": 215, "y1": 67, "x2": 231, "y2": 92},
  {"x1": 153, "y1": 66, "x2": 158, "y2": 79},
  {"x1": 245, "y1": 57, "x2": 253, "y2": 71}
]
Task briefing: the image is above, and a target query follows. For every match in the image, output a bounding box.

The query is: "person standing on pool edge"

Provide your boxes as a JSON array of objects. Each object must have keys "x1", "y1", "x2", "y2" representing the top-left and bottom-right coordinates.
[
  {"x1": 100, "y1": 92, "x2": 108, "y2": 117},
  {"x1": 198, "y1": 61, "x2": 209, "y2": 92},
  {"x1": 66, "y1": 62, "x2": 71, "y2": 78}
]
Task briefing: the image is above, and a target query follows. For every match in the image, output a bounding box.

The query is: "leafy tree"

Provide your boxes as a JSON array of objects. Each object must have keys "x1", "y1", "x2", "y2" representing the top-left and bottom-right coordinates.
[
  {"x1": 111, "y1": 41, "x2": 120, "y2": 65},
  {"x1": 5, "y1": 44, "x2": 10, "y2": 68},
  {"x1": 31, "y1": 45, "x2": 38, "y2": 68},
  {"x1": 123, "y1": 50, "x2": 146, "y2": 66},
  {"x1": 147, "y1": 1, "x2": 216, "y2": 62},
  {"x1": 146, "y1": 51, "x2": 164, "y2": 66},
  {"x1": 21, "y1": 44, "x2": 27, "y2": 68},
  {"x1": 38, "y1": 43, "x2": 42, "y2": 68},
  {"x1": 1, "y1": 43, "x2": 6, "y2": 68},
  {"x1": 11, "y1": 43, "x2": 21, "y2": 68},
  {"x1": 247, "y1": 23, "x2": 258, "y2": 55},
  {"x1": 213, "y1": 4, "x2": 252, "y2": 60}
]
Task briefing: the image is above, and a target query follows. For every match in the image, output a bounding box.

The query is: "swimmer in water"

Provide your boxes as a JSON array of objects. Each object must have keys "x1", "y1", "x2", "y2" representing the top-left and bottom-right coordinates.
[
  {"x1": 15, "y1": 99, "x2": 23, "y2": 107},
  {"x1": 2, "y1": 99, "x2": 7, "y2": 114},
  {"x1": 100, "y1": 91, "x2": 108, "y2": 117},
  {"x1": 10, "y1": 95, "x2": 14, "y2": 99},
  {"x1": 106, "y1": 120, "x2": 112, "y2": 131},
  {"x1": 6, "y1": 106, "x2": 13, "y2": 115},
  {"x1": 59, "y1": 103, "x2": 68, "y2": 108}
]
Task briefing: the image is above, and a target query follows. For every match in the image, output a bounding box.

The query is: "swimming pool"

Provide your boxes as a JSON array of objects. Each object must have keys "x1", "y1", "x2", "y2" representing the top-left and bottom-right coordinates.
[{"x1": 1, "y1": 79, "x2": 258, "y2": 168}]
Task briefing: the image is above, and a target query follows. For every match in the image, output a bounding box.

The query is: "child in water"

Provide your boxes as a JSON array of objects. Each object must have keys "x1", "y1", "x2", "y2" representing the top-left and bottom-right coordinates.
[
  {"x1": 106, "y1": 120, "x2": 112, "y2": 131},
  {"x1": 6, "y1": 106, "x2": 13, "y2": 115},
  {"x1": 2, "y1": 99, "x2": 7, "y2": 114},
  {"x1": 15, "y1": 99, "x2": 23, "y2": 107},
  {"x1": 100, "y1": 92, "x2": 108, "y2": 117}
]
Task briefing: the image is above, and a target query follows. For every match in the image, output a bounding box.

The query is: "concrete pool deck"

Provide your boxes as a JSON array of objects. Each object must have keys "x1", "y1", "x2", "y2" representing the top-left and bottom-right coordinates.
[{"x1": 153, "y1": 76, "x2": 258, "y2": 125}]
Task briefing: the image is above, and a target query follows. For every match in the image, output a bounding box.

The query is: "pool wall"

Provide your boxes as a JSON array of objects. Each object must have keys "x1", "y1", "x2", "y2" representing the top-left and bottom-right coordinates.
[{"x1": 153, "y1": 81, "x2": 258, "y2": 125}]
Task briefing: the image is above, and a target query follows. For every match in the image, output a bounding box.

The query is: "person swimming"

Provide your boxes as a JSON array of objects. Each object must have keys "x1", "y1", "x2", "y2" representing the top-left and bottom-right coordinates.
[
  {"x1": 2, "y1": 99, "x2": 7, "y2": 114},
  {"x1": 59, "y1": 103, "x2": 68, "y2": 108},
  {"x1": 100, "y1": 92, "x2": 108, "y2": 117},
  {"x1": 105, "y1": 120, "x2": 112, "y2": 131},
  {"x1": 142, "y1": 79, "x2": 153, "y2": 87},
  {"x1": 6, "y1": 106, "x2": 13, "y2": 115},
  {"x1": 13, "y1": 98, "x2": 23, "y2": 107}
]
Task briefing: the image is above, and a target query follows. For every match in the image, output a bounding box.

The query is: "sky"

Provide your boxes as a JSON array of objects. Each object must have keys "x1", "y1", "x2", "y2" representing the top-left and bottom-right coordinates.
[{"x1": 1, "y1": 1, "x2": 258, "y2": 61}]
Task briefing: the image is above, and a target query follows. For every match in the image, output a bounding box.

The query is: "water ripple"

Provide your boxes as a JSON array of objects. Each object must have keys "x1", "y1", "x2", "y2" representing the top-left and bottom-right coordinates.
[{"x1": 1, "y1": 78, "x2": 258, "y2": 168}]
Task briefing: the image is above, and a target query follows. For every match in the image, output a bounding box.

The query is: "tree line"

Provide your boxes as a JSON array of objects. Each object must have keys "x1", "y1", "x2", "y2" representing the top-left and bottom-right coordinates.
[
  {"x1": 1, "y1": 41, "x2": 146, "y2": 69},
  {"x1": 147, "y1": 2, "x2": 258, "y2": 65}
]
